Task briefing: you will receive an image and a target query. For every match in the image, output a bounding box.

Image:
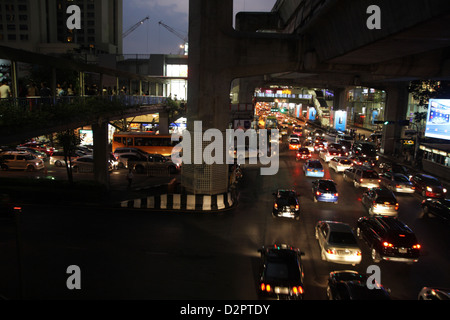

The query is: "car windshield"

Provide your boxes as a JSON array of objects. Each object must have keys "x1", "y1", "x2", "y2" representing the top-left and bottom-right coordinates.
[
  {"x1": 362, "y1": 171, "x2": 378, "y2": 179},
  {"x1": 329, "y1": 232, "x2": 357, "y2": 245},
  {"x1": 290, "y1": 140, "x2": 300, "y2": 144}
]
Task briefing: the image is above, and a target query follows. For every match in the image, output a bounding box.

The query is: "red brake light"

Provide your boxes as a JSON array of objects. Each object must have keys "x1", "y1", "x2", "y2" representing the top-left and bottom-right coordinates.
[
  {"x1": 413, "y1": 244, "x2": 421, "y2": 249},
  {"x1": 274, "y1": 203, "x2": 278, "y2": 209},
  {"x1": 316, "y1": 191, "x2": 321, "y2": 196},
  {"x1": 383, "y1": 242, "x2": 394, "y2": 248},
  {"x1": 292, "y1": 286, "x2": 303, "y2": 294},
  {"x1": 295, "y1": 204, "x2": 299, "y2": 210},
  {"x1": 261, "y1": 283, "x2": 265, "y2": 291},
  {"x1": 266, "y1": 284, "x2": 272, "y2": 292}
]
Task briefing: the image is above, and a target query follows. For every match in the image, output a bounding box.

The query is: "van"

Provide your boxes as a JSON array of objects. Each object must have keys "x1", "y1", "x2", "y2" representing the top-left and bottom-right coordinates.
[{"x1": 0, "y1": 151, "x2": 45, "y2": 171}]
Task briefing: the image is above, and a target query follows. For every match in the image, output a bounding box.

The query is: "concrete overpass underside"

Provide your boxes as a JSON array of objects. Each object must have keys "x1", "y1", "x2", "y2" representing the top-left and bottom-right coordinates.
[{"x1": 184, "y1": 0, "x2": 450, "y2": 195}]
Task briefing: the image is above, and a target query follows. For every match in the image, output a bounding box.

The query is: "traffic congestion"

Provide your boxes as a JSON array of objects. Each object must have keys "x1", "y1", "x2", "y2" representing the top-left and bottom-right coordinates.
[{"x1": 252, "y1": 111, "x2": 450, "y2": 300}]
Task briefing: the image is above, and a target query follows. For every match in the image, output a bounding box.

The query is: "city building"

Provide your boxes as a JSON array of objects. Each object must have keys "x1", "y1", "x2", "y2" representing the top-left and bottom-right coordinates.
[{"x1": 0, "y1": 0, "x2": 123, "y2": 55}]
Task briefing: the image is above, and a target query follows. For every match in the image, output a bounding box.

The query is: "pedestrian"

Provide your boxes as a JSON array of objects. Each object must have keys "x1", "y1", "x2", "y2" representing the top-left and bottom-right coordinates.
[
  {"x1": 126, "y1": 169, "x2": 134, "y2": 188},
  {"x1": 0, "y1": 79, "x2": 11, "y2": 99}
]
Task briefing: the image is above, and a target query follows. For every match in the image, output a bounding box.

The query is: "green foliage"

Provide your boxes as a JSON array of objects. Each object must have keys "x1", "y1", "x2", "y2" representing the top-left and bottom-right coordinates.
[{"x1": 0, "y1": 97, "x2": 127, "y2": 136}]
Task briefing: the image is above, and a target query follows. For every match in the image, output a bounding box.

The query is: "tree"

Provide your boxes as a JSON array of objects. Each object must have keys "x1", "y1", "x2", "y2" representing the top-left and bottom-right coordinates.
[{"x1": 55, "y1": 130, "x2": 82, "y2": 185}]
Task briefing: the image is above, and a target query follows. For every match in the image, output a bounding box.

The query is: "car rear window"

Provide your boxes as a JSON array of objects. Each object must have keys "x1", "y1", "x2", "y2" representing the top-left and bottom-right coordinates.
[
  {"x1": 375, "y1": 196, "x2": 396, "y2": 205},
  {"x1": 362, "y1": 171, "x2": 378, "y2": 179},
  {"x1": 329, "y1": 232, "x2": 357, "y2": 245},
  {"x1": 308, "y1": 162, "x2": 323, "y2": 169},
  {"x1": 339, "y1": 159, "x2": 352, "y2": 164},
  {"x1": 265, "y1": 254, "x2": 301, "y2": 282}
]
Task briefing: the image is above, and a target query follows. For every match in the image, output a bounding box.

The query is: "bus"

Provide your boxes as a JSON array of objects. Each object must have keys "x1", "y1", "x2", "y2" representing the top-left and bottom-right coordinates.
[{"x1": 112, "y1": 132, "x2": 178, "y2": 157}]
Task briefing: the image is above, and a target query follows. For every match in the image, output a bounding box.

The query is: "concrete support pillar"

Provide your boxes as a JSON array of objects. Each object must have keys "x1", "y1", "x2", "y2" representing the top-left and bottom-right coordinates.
[
  {"x1": 92, "y1": 120, "x2": 110, "y2": 189},
  {"x1": 11, "y1": 61, "x2": 18, "y2": 99},
  {"x1": 332, "y1": 87, "x2": 349, "y2": 111},
  {"x1": 158, "y1": 111, "x2": 170, "y2": 135},
  {"x1": 380, "y1": 84, "x2": 409, "y2": 155}
]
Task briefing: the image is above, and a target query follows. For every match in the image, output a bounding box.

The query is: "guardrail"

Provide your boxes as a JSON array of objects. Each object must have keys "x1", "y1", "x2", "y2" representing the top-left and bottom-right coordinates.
[{"x1": 0, "y1": 95, "x2": 167, "y2": 111}]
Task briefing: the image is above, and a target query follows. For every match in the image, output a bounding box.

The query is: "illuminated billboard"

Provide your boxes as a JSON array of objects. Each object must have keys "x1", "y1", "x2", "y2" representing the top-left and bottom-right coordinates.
[
  {"x1": 334, "y1": 110, "x2": 347, "y2": 132},
  {"x1": 425, "y1": 99, "x2": 450, "y2": 140}
]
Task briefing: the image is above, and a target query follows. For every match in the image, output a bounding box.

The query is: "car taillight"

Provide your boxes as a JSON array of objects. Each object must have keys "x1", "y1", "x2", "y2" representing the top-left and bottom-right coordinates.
[
  {"x1": 412, "y1": 244, "x2": 421, "y2": 249},
  {"x1": 395, "y1": 203, "x2": 399, "y2": 210},
  {"x1": 295, "y1": 204, "x2": 299, "y2": 210},
  {"x1": 334, "y1": 193, "x2": 338, "y2": 197},
  {"x1": 356, "y1": 251, "x2": 362, "y2": 256},
  {"x1": 274, "y1": 203, "x2": 278, "y2": 209},
  {"x1": 292, "y1": 286, "x2": 303, "y2": 295},
  {"x1": 316, "y1": 191, "x2": 321, "y2": 196},
  {"x1": 383, "y1": 242, "x2": 394, "y2": 248},
  {"x1": 326, "y1": 249, "x2": 336, "y2": 254},
  {"x1": 360, "y1": 178, "x2": 363, "y2": 183},
  {"x1": 378, "y1": 179, "x2": 381, "y2": 183}
]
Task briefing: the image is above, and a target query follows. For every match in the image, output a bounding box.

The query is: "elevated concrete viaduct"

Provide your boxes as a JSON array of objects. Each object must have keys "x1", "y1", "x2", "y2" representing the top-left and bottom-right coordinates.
[{"x1": 184, "y1": 0, "x2": 450, "y2": 195}]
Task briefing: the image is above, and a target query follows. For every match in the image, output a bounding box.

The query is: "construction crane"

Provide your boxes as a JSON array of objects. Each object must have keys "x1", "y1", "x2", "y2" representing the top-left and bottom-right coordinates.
[
  {"x1": 122, "y1": 16, "x2": 150, "y2": 38},
  {"x1": 158, "y1": 21, "x2": 188, "y2": 55}
]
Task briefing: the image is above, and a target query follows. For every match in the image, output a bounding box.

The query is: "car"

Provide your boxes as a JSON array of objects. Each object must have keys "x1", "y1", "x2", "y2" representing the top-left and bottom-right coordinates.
[
  {"x1": 128, "y1": 153, "x2": 180, "y2": 174},
  {"x1": 49, "y1": 151, "x2": 82, "y2": 167},
  {"x1": 361, "y1": 187, "x2": 399, "y2": 216},
  {"x1": 345, "y1": 167, "x2": 380, "y2": 188},
  {"x1": 302, "y1": 140, "x2": 315, "y2": 152},
  {"x1": 329, "y1": 157, "x2": 353, "y2": 173},
  {"x1": 303, "y1": 160, "x2": 324, "y2": 177},
  {"x1": 113, "y1": 147, "x2": 148, "y2": 158},
  {"x1": 289, "y1": 138, "x2": 301, "y2": 150},
  {"x1": 257, "y1": 244, "x2": 305, "y2": 300},
  {"x1": 313, "y1": 141, "x2": 325, "y2": 153},
  {"x1": 71, "y1": 154, "x2": 116, "y2": 173},
  {"x1": 326, "y1": 270, "x2": 391, "y2": 300},
  {"x1": 420, "y1": 198, "x2": 450, "y2": 222},
  {"x1": 20, "y1": 141, "x2": 54, "y2": 156},
  {"x1": 272, "y1": 189, "x2": 300, "y2": 220},
  {"x1": 315, "y1": 221, "x2": 361, "y2": 265},
  {"x1": 351, "y1": 141, "x2": 378, "y2": 162},
  {"x1": 410, "y1": 173, "x2": 447, "y2": 198},
  {"x1": 327, "y1": 143, "x2": 348, "y2": 156},
  {"x1": 356, "y1": 216, "x2": 421, "y2": 264},
  {"x1": 313, "y1": 129, "x2": 326, "y2": 137},
  {"x1": 337, "y1": 139, "x2": 353, "y2": 152},
  {"x1": 319, "y1": 148, "x2": 343, "y2": 163},
  {"x1": 292, "y1": 128, "x2": 302, "y2": 137},
  {"x1": 379, "y1": 162, "x2": 411, "y2": 177},
  {"x1": 348, "y1": 155, "x2": 375, "y2": 168},
  {"x1": 16, "y1": 146, "x2": 48, "y2": 160},
  {"x1": 336, "y1": 133, "x2": 353, "y2": 143},
  {"x1": 379, "y1": 172, "x2": 415, "y2": 193},
  {"x1": 312, "y1": 179, "x2": 339, "y2": 204},
  {"x1": 288, "y1": 134, "x2": 300, "y2": 142},
  {"x1": 296, "y1": 148, "x2": 311, "y2": 161},
  {"x1": 418, "y1": 287, "x2": 450, "y2": 300},
  {"x1": 0, "y1": 151, "x2": 45, "y2": 171},
  {"x1": 116, "y1": 152, "x2": 147, "y2": 169}
]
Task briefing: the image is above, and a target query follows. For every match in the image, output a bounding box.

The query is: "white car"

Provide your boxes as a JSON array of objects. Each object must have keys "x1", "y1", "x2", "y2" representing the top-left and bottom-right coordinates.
[
  {"x1": 49, "y1": 151, "x2": 82, "y2": 167},
  {"x1": 319, "y1": 148, "x2": 344, "y2": 162},
  {"x1": 315, "y1": 221, "x2": 362, "y2": 266},
  {"x1": 0, "y1": 151, "x2": 45, "y2": 171},
  {"x1": 328, "y1": 157, "x2": 353, "y2": 173}
]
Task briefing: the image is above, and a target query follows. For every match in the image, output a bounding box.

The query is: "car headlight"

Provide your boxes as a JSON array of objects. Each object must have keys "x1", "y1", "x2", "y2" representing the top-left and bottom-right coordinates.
[
  {"x1": 426, "y1": 186, "x2": 433, "y2": 192},
  {"x1": 444, "y1": 188, "x2": 447, "y2": 193}
]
